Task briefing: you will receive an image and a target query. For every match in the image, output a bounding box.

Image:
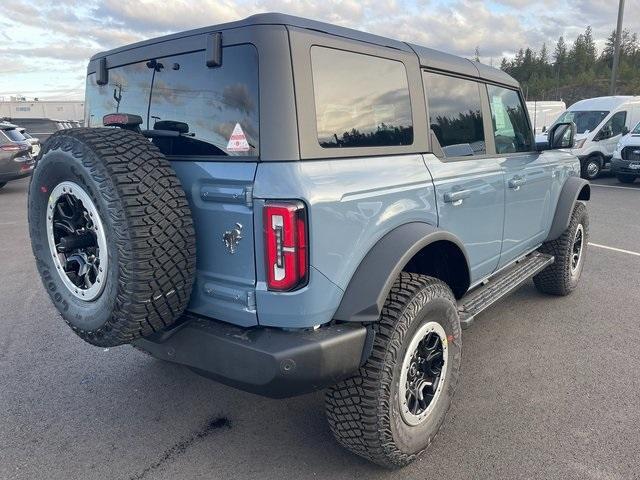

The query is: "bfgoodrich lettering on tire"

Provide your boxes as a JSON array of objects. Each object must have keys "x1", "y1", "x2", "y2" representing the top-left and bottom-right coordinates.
[
  {"x1": 325, "y1": 273, "x2": 462, "y2": 468},
  {"x1": 28, "y1": 128, "x2": 196, "y2": 347}
]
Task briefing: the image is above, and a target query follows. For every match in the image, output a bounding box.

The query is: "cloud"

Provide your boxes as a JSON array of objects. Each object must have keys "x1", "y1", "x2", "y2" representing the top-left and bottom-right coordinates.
[
  {"x1": 3, "y1": 45, "x2": 97, "y2": 62},
  {"x1": 0, "y1": 0, "x2": 638, "y2": 99},
  {"x1": 96, "y1": 0, "x2": 243, "y2": 32}
]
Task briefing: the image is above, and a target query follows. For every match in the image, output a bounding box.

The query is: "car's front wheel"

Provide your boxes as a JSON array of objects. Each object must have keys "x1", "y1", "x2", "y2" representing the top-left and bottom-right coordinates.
[
  {"x1": 581, "y1": 155, "x2": 602, "y2": 180},
  {"x1": 325, "y1": 273, "x2": 461, "y2": 468},
  {"x1": 534, "y1": 202, "x2": 589, "y2": 296}
]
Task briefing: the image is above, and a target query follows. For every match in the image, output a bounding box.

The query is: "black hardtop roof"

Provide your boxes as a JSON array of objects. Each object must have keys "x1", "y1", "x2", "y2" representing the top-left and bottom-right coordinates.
[{"x1": 91, "y1": 12, "x2": 518, "y2": 88}]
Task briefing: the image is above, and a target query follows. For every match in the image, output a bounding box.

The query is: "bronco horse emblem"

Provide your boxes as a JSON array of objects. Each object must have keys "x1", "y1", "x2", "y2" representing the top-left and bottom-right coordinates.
[{"x1": 223, "y1": 223, "x2": 243, "y2": 254}]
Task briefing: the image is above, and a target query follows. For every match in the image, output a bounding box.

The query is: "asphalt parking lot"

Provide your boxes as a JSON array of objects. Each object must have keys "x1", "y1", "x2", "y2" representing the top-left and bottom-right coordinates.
[{"x1": 1, "y1": 175, "x2": 639, "y2": 480}]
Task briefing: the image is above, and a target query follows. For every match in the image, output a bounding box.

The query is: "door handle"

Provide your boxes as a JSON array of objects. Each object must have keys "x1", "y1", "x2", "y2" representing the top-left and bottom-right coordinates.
[
  {"x1": 508, "y1": 176, "x2": 526, "y2": 190},
  {"x1": 444, "y1": 189, "x2": 471, "y2": 206}
]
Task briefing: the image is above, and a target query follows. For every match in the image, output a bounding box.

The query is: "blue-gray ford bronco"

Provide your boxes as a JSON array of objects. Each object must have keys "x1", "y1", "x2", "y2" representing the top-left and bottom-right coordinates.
[{"x1": 28, "y1": 13, "x2": 591, "y2": 468}]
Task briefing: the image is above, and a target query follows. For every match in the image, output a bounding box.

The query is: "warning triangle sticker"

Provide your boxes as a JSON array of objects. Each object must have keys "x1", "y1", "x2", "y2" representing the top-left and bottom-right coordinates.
[{"x1": 227, "y1": 123, "x2": 250, "y2": 152}]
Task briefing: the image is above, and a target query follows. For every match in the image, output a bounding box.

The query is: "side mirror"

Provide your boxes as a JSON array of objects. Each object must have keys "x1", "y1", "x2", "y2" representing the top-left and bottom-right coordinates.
[
  {"x1": 542, "y1": 125, "x2": 547, "y2": 133},
  {"x1": 622, "y1": 126, "x2": 630, "y2": 135},
  {"x1": 544, "y1": 122, "x2": 575, "y2": 150}
]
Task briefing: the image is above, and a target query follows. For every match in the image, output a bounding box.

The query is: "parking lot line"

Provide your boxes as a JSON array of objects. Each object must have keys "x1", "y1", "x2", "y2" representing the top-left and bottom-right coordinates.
[
  {"x1": 589, "y1": 242, "x2": 640, "y2": 257},
  {"x1": 591, "y1": 184, "x2": 640, "y2": 191}
]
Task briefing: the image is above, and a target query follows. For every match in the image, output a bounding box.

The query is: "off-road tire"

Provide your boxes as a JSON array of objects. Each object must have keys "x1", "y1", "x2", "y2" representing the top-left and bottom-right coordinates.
[
  {"x1": 326, "y1": 273, "x2": 462, "y2": 468},
  {"x1": 533, "y1": 202, "x2": 588, "y2": 296},
  {"x1": 581, "y1": 155, "x2": 602, "y2": 180},
  {"x1": 28, "y1": 128, "x2": 196, "y2": 347},
  {"x1": 617, "y1": 174, "x2": 636, "y2": 184}
]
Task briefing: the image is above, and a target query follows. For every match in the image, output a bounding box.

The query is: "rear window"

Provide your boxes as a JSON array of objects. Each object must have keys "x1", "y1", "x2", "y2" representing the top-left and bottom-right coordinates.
[
  {"x1": 311, "y1": 47, "x2": 413, "y2": 148},
  {"x1": 85, "y1": 44, "x2": 259, "y2": 157},
  {"x1": 1, "y1": 128, "x2": 26, "y2": 142},
  {"x1": 424, "y1": 72, "x2": 486, "y2": 157}
]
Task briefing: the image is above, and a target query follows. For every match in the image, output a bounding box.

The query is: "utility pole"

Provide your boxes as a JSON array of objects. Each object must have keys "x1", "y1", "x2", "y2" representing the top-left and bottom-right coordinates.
[{"x1": 610, "y1": 0, "x2": 625, "y2": 95}]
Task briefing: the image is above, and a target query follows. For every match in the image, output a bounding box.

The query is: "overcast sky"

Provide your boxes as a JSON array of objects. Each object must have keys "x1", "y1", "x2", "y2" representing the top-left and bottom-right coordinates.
[{"x1": 0, "y1": 0, "x2": 637, "y2": 100}]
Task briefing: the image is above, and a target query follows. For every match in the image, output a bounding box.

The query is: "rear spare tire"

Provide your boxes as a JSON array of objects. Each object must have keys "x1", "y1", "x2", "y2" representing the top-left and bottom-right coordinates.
[{"x1": 28, "y1": 128, "x2": 196, "y2": 347}]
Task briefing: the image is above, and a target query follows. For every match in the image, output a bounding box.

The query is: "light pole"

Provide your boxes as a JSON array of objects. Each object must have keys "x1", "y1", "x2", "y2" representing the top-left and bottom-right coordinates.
[{"x1": 610, "y1": 0, "x2": 625, "y2": 95}]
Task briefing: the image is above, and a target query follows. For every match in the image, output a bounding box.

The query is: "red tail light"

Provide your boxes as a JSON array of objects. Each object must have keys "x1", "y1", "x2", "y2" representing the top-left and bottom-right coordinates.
[
  {"x1": 264, "y1": 201, "x2": 308, "y2": 291},
  {"x1": 0, "y1": 144, "x2": 21, "y2": 152}
]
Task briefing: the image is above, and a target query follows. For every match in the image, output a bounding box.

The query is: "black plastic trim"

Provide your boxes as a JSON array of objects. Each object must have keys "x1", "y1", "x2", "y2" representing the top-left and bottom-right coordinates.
[
  {"x1": 96, "y1": 57, "x2": 108, "y2": 85},
  {"x1": 546, "y1": 176, "x2": 591, "y2": 241},
  {"x1": 333, "y1": 222, "x2": 471, "y2": 323},
  {"x1": 206, "y1": 32, "x2": 222, "y2": 67},
  {"x1": 133, "y1": 314, "x2": 367, "y2": 398}
]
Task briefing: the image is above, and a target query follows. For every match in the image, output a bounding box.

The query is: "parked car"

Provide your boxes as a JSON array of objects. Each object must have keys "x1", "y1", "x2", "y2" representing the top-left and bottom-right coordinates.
[
  {"x1": 0, "y1": 122, "x2": 35, "y2": 190},
  {"x1": 27, "y1": 13, "x2": 590, "y2": 468},
  {"x1": 539, "y1": 96, "x2": 640, "y2": 179},
  {"x1": 16, "y1": 126, "x2": 41, "y2": 157},
  {"x1": 526, "y1": 100, "x2": 566, "y2": 134},
  {"x1": 611, "y1": 120, "x2": 640, "y2": 183}
]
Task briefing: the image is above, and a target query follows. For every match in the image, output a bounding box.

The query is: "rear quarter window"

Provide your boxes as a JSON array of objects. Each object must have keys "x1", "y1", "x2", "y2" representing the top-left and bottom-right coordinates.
[
  {"x1": 85, "y1": 44, "x2": 259, "y2": 157},
  {"x1": 311, "y1": 47, "x2": 413, "y2": 148}
]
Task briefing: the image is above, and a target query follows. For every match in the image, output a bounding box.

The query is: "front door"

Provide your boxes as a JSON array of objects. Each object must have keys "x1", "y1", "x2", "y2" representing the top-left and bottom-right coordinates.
[
  {"x1": 597, "y1": 110, "x2": 628, "y2": 157},
  {"x1": 486, "y1": 84, "x2": 554, "y2": 267}
]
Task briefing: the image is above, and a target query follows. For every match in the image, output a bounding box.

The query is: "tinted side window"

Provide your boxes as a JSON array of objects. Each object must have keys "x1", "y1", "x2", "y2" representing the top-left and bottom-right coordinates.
[
  {"x1": 602, "y1": 111, "x2": 627, "y2": 136},
  {"x1": 85, "y1": 44, "x2": 259, "y2": 157},
  {"x1": 424, "y1": 72, "x2": 485, "y2": 157},
  {"x1": 311, "y1": 47, "x2": 413, "y2": 148},
  {"x1": 487, "y1": 85, "x2": 532, "y2": 154}
]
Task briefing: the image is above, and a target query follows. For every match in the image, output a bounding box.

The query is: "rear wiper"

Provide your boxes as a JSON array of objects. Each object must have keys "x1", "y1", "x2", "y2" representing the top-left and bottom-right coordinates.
[{"x1": 141, "y1": 129, "x2": 195, "y2": 138}]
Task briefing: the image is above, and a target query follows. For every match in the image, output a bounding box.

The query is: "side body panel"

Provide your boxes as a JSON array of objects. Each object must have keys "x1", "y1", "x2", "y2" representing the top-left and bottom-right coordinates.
[
  {"x1": 422, "y1": 154, "x2": 505, "y2": 283},
  {"x1": 498, "y1": 152, "x2": 554, "y2": 266},
  {"x1": 171, "y1": 161, "x2": 259, "y2": 327},
  {"x1": 252, "y1": 155, "x2": 438, "y2": 328}
]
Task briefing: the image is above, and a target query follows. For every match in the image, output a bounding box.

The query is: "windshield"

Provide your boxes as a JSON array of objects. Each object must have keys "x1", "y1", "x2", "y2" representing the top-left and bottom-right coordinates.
[
  {"x1": 632, "y1": 122, "x2": 640, "y2": 134},
  {"x1": 554, "y1": 110, "x2": 609, "y2": 134}
]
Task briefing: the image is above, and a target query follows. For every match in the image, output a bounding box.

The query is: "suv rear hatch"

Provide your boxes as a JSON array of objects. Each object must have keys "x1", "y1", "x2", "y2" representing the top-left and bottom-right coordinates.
[{"x1": 85, "y1": 44, "x2": 260, "y2": 326}]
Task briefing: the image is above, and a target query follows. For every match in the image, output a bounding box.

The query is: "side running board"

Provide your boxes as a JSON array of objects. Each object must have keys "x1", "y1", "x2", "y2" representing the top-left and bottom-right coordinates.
[{"x1": 458, "y1": 252, "x2": 554, "y2": 329}]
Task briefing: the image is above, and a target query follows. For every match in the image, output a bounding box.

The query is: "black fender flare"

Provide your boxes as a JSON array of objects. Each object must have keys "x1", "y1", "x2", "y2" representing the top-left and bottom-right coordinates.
[
  {"x1": 546, "y1": 176, "x2": 590, "y2": 241},
  {"x1": 333, "y1": 222, "x2": 470, "y2": 323}
]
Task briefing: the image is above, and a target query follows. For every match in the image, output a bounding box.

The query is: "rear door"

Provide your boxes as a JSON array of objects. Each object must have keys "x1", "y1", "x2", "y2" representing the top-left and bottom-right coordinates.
[
  {"x1": 422, "y1": 71, "x2": 505, "y2": 283},
  {"x1": 486, "y1": 84, "x2": 554, "y2": 266},
  {"x1": 85, "y1": 43, "x2": 261, "y2": 326}
]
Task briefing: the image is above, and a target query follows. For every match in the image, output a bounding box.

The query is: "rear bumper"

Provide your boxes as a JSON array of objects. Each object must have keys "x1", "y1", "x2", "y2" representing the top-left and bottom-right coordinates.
[
  {"x1": 0, "y1": 155, "x2": 35, "y2": 182},
  {"x1": 133, "y1": 315, "x2": 368, "y2": 398},
  {"x1": 611, "y1": 158, "x2": 640, "y2": 176},
  {"x1": 0, "y1": 169, "x2": 33, "y2": 182}
]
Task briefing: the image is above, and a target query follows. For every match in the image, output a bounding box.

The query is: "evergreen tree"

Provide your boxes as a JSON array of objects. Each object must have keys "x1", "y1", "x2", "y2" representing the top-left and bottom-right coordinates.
[{"x1": 496, "y1": 24, "x2": 639, "y2": 105}]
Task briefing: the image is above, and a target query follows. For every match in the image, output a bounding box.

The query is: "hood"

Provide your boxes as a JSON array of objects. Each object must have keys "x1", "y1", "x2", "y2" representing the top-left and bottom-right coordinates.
[{"x1": 617, "y1": 133, "x2": 640, "y2": 149}]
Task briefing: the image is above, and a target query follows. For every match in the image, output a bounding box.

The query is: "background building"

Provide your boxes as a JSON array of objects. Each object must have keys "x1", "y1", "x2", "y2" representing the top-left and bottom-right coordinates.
[{"x1": 0, "y1": 100, "x2": 84, "y2": 122}]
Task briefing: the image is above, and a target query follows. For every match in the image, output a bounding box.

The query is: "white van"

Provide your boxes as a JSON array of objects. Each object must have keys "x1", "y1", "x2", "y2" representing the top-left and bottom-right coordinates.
[
  {"x1": 541, "y1": 96, "x2": 640, "y2": 179},
  {"x1": 611, "y1": 120, "x2": 640, "y2": 183},
  {"x1": 526, "y1": 100, "x2": 566, "y2": 134}
]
